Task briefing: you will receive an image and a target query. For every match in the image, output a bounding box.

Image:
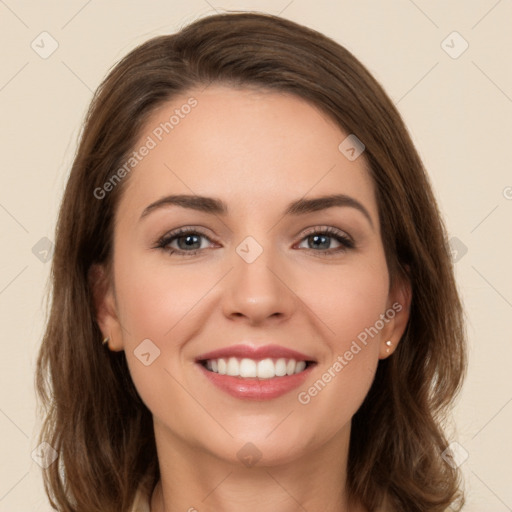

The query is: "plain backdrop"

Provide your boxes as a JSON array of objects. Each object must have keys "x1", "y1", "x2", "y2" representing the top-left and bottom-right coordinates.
[{"x1": 0, "y1": 1, "x2": 511, "y2": 510}]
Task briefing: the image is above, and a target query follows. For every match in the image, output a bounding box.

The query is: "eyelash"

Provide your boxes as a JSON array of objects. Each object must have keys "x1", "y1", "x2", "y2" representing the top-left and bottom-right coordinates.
[{"x1": 154, "y1": 226, "x2": 355, "y2": 257}]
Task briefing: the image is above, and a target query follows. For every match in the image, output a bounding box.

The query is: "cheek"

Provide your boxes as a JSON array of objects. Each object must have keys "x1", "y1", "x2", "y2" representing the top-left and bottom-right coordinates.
[
  {"x1": 113, "y1": 249, "x2": 217, "y2": 340},
  {"x1": 112, "y1": 251, "x2": 202, "y2": 419},
  {"x1": 306, "y1": 259, "x2": 389, "y2": 350},
  {"x1": 296, "y1": 260, "x2": 389, "y2": 422}
]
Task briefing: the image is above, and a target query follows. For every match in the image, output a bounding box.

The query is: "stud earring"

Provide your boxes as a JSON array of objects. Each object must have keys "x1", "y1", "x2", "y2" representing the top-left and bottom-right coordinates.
[
  {"x1": 102, "y1": 336, "x2": 110, "y2": 346},
  {"x1": 385, "y1": 340, "x2": 392, "y2": 353}
]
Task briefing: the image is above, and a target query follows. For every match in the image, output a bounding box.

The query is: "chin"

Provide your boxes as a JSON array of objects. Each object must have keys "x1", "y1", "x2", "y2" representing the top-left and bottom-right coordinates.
[{"x1": 200, "y1": 423, "x2": 319, "y2": 468}]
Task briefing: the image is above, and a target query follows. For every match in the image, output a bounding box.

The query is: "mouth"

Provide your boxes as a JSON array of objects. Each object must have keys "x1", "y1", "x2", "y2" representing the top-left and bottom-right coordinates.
[
  {"x1": 194, "y1": 344, "x2": 317, "y2": 400},
  {"x1": 198, "y1": 357, "x2": 316, "y2": 379}
]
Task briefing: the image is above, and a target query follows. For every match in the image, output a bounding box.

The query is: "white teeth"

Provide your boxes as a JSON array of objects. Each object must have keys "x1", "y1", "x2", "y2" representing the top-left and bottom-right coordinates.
[
  {"x1": 275, "y1": 358, "x2": 287, "y2": 377},
  {"x1": 203, "y1": 357, "x2": 310, "y2": 378},
  {"x1": 217, "y1": 358, "x2": 227, "y2": 375},
  {"x1": 226, "y1": 357, "x2": 239, "y2": 376},
  {"x1": 257, "y1": 359, "x2": 275, "y2": 379},
  {"x1": 295, "y1": 361, "x2": 306, "y2": 373},
  {"x1": 239, "y1": 358, "x2": 257, "y2": 377}
]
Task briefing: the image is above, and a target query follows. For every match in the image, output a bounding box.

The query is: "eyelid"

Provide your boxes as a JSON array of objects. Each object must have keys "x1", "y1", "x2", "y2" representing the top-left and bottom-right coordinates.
[
  {"x1": 299, "y1": 225, "x2": 354, "y2": 243},
  {"x1": 156, "y1": 225, "x2": 215, "y2": 238},
  {"x1": 155, "y1": 224, "x2": 355, "y2": 256},
  {"x1": 294, "y1": 226, "x2": 355, "y2": 255},
  {"x1": 154, "y1": 226, "x2": 217, "y2": 249}
]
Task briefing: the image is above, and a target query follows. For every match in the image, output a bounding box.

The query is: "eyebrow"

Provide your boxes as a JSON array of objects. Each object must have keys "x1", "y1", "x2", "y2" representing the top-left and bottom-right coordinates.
[{"x1": 140, "y1": 193, "x2": 374, "y2": 229}]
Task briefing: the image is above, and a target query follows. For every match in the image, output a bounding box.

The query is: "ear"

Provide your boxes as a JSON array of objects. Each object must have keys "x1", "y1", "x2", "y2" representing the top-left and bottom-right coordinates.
[
  {"x1": 378, "y1": 269, "x2": 412, "y2": 360},
  {"x1": 88, "y1": 263, "x2": 125, "y2": 352}
]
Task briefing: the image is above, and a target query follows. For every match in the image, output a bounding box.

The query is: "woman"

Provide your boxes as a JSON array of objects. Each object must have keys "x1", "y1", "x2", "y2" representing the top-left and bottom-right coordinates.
[{"x1": 35, "y1": 11, "x2": 467, "y2": 512}]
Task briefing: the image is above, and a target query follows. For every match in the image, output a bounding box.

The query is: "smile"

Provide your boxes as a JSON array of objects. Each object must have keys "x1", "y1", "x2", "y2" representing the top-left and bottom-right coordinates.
[
  {"x1": 195, "y1": 343, "x2": 317, "y2": 400},
  {"x1": 201, "y1": 357, "x2": 310, "y2": 378}
]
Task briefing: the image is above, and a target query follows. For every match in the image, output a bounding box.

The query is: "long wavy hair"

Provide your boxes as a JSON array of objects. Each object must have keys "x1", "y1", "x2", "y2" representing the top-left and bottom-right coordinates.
[{"x1": 35, "y1": 11, "x2": 467, "y2": 512}]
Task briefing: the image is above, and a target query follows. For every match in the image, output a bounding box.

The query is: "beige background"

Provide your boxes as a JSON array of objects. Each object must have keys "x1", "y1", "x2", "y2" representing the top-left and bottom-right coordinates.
[{"x1": 1, "y1": 1, "x2": 511, "y2": 510}]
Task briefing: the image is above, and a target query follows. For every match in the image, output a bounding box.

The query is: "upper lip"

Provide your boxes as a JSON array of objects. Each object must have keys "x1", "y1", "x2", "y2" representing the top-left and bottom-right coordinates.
[{"x1": 195, "y1": 344, "x2": 316, "y2": 362}]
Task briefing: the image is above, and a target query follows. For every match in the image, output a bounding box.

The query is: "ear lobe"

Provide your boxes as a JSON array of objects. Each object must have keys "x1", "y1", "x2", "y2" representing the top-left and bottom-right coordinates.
[
  {"x1": 87, "y1": 263, "x2": 119, "y2": 345},
  {"x1": 379, "y1": 272, "x2": 412, "y2": 359}
]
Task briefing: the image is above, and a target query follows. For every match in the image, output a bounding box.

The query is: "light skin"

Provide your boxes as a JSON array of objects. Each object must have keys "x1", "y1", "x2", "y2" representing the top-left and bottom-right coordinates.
[{"x1": 91, "y1": 85, "x2": 411, "y2": 512}]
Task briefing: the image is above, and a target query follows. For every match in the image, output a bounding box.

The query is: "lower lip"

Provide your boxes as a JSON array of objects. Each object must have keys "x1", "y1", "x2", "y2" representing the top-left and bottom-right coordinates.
[{"x1": 197, "y1": 362, "x2": 315, "y2": 400}]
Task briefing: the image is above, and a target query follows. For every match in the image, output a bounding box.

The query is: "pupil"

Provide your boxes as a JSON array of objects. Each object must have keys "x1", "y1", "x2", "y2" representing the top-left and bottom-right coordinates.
[
  {"x1": 179, "y1": 234, "x2": 200, "y2": 250},
  {"x1": 310, "y1": 234, "x2": 329, "y2": 250}
]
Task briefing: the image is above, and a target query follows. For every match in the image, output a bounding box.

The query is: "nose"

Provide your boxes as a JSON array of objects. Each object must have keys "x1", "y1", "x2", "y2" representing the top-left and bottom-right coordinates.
[{"x1": 221, "y1": 243, "x2": 296, "y2": 326}]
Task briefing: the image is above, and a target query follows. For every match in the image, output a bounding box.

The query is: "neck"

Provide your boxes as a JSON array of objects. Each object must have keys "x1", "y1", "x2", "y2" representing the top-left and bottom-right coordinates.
[{"x1": 149, "y1": 420, "x2": 366, "y2": 512}]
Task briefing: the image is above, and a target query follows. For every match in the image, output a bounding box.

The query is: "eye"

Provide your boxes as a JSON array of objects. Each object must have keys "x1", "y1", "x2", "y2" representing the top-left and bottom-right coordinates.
[
  {"x1": 296, "y1": 226, "x2": 355, "y2": 255},
  {"x1": 155, "y1": 227, "x2": 215, "y2": 256},
  {"x1": 154, "y1": 225, "x2": 355, "y2": 257}
]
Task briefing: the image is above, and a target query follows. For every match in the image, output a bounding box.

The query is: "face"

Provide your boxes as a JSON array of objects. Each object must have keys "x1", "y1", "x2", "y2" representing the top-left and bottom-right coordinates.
[{"x1": 93, "y1": 84, "x2": 410, "y2": 467}]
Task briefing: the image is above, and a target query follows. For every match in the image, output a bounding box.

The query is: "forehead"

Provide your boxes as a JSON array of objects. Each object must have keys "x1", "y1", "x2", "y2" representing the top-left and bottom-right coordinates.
[{"x1": 117, "y1": 84, "x2": 377, "y2": 223}]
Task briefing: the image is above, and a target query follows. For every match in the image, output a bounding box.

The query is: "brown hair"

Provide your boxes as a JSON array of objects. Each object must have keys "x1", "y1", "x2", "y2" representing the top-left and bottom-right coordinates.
[{"x1": 35, "y1": 11, "x2": 467, "y2": 512}]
